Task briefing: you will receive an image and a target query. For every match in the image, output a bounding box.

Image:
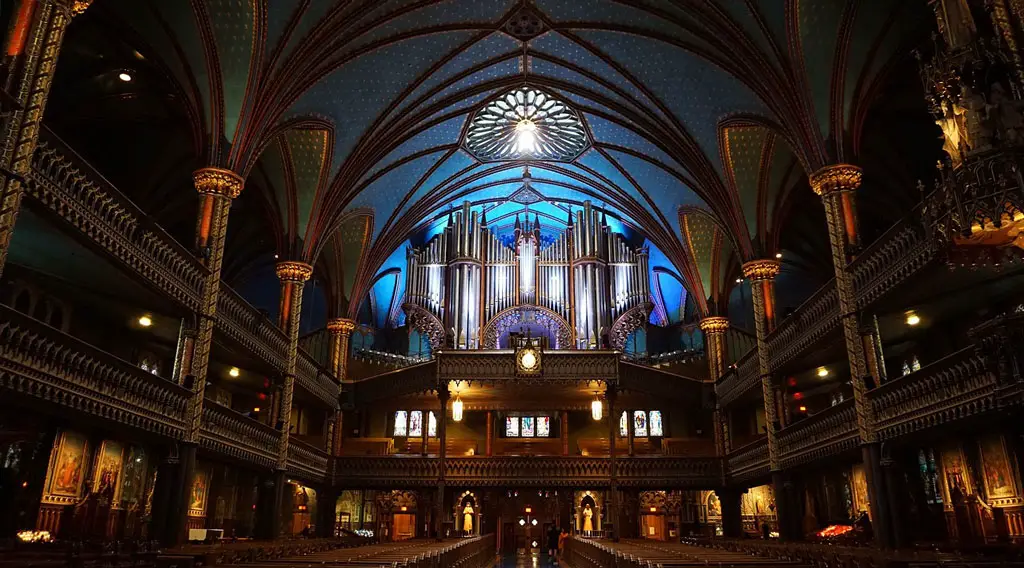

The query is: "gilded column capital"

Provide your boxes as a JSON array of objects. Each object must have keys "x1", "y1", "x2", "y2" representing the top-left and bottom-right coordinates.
[
  {"x1": 71, "y1": 0, "x2": 93, "y2": 15},
  {"x1": 809, "y1": 164, "x2": 862, "y2": 196},
  {"x1": 741, "y1": 259, "x2": 780, "y2": 282},
  {"x1": 193, "y1": 167, "x2": 244, "y2": 198},
  {"x1": 699, "y1": 316, "x2": 729, "y2": 335},
  {"x1": 327, "y1": 317, "x2": 358, "y2": 336},
  {"x1": 275, "y1": 261, "x2": 313, "y2": 283}
]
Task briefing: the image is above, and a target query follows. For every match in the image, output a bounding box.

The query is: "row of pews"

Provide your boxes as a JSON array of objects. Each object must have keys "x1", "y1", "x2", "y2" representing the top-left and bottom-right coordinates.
[
  {"x1": 218, "y1": 534, "x2": 496, "y2": 568},
  {"x1": 565, "y1": 537, "x2": 812, "y2": 568}
]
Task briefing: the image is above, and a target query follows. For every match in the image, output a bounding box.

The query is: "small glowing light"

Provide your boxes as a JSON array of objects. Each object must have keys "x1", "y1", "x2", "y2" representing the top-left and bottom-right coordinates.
[
  {"x1": 531, "y1": 519, "x2": 538, "y2": 526},
  {"x1": 798, "y1": 405, "x2": 808, "y2": 412},
  {"x1": 519, "y1": 519, "x2": 526, "y2": 526},
  {"x1": 229, "y1": 367, "x2": 240, "y2": 377},
  {"x1": 776, "y1": 252, "x2": 783, "y2": 259},
  {"x1": 137, "y1": 315, "x2": 152, "y2": 327},
  {"x1": 793, "y1": 392, "x2": 803, "y2": 400},
  {"x1": 817, "y1": 367, "x2": 829, "y2": 378},
  {"x1": 452, "y1": 394, "x2": 464, "y2": 422},
  {"x1": 591, "y1": 397, "x2": 603, "y2": 421},
  {"x1": 515, "y1": 119, "x2": 538, "y2": 155},
  {"x1": 253, "y1": 407, "x2": 261, "y2": 413},
  {"x1": 650, "y1": 507, "x2": 657, "y2": 512},
  {"x1": 21, "y1": 481, "x2": 28, "y2": 488},
  {"x1": 735, "y1": 278, "x2": 743, "y2": 283},
  {"x1": 274, "y1": 254, "x2": 279, "y2": 259},
  {"x1": 400, "y1": 506, "x2": 407, "y2": 512},
  {"x1": 118, "y1": 72, "x2": 132, "y2": 82},
  {"x1": 906, "y1": 312, "x2": 921, "y2": 326},
  {"x1": 525, "y1": 507, "x2": 532, "y2": 514}
]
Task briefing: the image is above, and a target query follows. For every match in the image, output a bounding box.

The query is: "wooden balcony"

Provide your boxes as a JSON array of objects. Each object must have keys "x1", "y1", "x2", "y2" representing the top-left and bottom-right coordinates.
[
  {"x1": 332, "y1": 455, "x2": 721, "y2": 488},
  {"x1": 775, "y1": 399, "x2": 858, "y2": 469},
  {"x1": 287, "y1": 437, "x2": 331, "y2": 483},
  {"x1": 200, "y1": 403, "x2": 280, "y2": 470},
  {"x1": 0, "y1": 304, "x2": 190, "y2": 438},
  {"x1": 726, "y1": 437, "x2": 769, "y2": 485},
  {"x1": 437, "y1": 349, "x2": 619, "y2": 385}
]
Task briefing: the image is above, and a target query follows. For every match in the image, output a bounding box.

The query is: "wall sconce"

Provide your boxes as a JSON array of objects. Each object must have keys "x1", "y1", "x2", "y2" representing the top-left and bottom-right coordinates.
[
  {"x1": 591, "y1": 395, "x2": 603, "y2": 421},
  {"x1": 452, "y1": 394, "x2": 464, "y2": 422}
]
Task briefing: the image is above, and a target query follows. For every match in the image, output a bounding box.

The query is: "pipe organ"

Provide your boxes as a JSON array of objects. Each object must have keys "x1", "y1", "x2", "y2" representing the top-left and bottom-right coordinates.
[{"x1": 404, "y1": 201, "x2": 651, "y2": 350}]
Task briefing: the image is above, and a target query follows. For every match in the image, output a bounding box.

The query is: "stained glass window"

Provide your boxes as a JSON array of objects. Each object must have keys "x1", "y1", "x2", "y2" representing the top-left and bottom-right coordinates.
[
  {"x1": 537, "y1": 416, "x2": 550, "y2": 437},
  {"x1": 428, "y1": 411, "x2": 437, "y2": 438},
  {"x1": 409, "y1": 411, "x2": 423, "y2": 437},
  {"x1": 464, "y1": 87, "x2": 590, "y2": 161},
  {"x1": 620, "y1": 411, "x2": 628, "y2": 437},
  {"x1": 522, "y1": 416, "x2": 535, "y2": 437},
  {"x1": 649, "y1": 411, "x2": 663, "y2": 437},
  {"x1": 394, "y1": 411, "x2": 408, "y2": 437},
  {"x1": 506, "y1": 416, "x2": 520, "y2": 437},
  {"x1": 633, "y1": 411, "x2": 648, "y2": 437}
]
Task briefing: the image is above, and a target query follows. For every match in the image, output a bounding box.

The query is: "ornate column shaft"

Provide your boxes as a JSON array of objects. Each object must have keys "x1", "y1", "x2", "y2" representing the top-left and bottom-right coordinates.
[
  {"x1": 560, "y1": 410, "x2": 569, "y2": 456},
  {"x1": 742, "y1": 259, "x2": 781, "y2": 470},
  {"x1": 275, "y1": 260, "x2": 313, "y2": 471},
  {"x1": 185, "y1": 168, "x2": 243, "y2": 444},
  {"x1": 171, "y1": 319, "x2": 197, "y2": 387},
  {"x1": 808, "y1": 165, "x2": 874, "y2": 442},
  {"x1": 434, "y1": 385, "x2": 450, "y2": 540},
  {"x1": 486, "y1": 410, "x2": 494, "y2": 457},
  {"x1": 0, "y1": 0, "x2": 89, "y2": 279},
  {"x1": 860, "y1": 314, "x2": 887, "y2": 387},
  {"x1": 700, "y1": 316, "x2": 730, "y2": 455},
  {"x1": 607, "y1": 385, "x2": 619, "y2": 541},
  {"x1": 328, "y1": 318, "x2": 356, "y2": 456}
]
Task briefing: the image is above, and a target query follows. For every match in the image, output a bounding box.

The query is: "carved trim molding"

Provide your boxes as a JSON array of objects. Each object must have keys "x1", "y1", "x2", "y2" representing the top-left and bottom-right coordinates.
[
  {"x1": 482, "y1": 306, "x2": 573, "y2": 350},
  {"x1": 404, "y1": 303, "x2": 445, "y2": 350},
  {"x1": 609, "y1": 302, "x2": 652, "y2": 351}
]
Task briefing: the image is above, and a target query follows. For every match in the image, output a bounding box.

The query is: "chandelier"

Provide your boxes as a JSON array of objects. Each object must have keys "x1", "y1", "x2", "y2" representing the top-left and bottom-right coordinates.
[{"x1": 464, "y1": 87, "x2": 589, "y2": 161}]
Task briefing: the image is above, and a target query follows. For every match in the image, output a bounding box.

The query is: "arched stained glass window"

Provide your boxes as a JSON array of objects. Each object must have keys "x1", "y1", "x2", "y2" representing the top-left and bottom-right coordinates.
[
  {"x1": 394, "y1": 411, "x2": 408, "y2": 437},
  {"x1": 619, "y1": 411, "x2": 628, "y2": 437},
  {"x1": 464, "y1": 87, "x2": 589, "y2": 161},
  {"x1": 428, "y1": 411, "x2": 437, "y2": 438},
  {"x1": 649, "y1": 411, "x2": 663, "y2": 437}
]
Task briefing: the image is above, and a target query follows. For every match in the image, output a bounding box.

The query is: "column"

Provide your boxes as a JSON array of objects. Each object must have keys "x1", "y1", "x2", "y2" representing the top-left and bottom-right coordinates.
[
  {"x1": 0, "y1": 0, "x2": 89, "y2": 278},
  {"x1": 742, "y1": 259, "x2": 790, "y2": 538},
  {"x1": 327, "y1": 318, "x2": 355, "y2": 457},
  {"x1": 434, "y1": 385, "x2": 450, "y2": 540},
  {"x1": 719, "y1": 488, "x2": 743, "y2": 538},
  {"x1": 808, "y1": 165, "x2": 892, "y2": 547},
  {"x1": 273, "y1": 260, "x2": 313, "y2": 537},
  {"x1": 486, "y1": 410, "x2": 494, "y2": 457},
  {"x1": 171, "y1": 319, "x2": 197, "y2": 386},
  {"x1": 607, "y1": 385, "x2": 619, "y2": 541},
  {"x1": 560, "y1": 410, "x2": 569, "y2": 456},
  {"x1": 700, "y1": 317, "x2": 730, "y2": 455},
  {"x1": 626, "y1": 409, "x2": 635, "y2": 456},
  {"x1": 860, "y1": 314, "x2": 887, "y2": 388}
]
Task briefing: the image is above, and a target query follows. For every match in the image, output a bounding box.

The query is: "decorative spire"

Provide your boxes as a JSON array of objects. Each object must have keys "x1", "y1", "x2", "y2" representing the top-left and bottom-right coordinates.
[
  {"x1": 480, "y1": 207, "x2": 488, "y2": 227},
  {"x1": 566, "y1": 206, "x2": 574, "y2": 227}
]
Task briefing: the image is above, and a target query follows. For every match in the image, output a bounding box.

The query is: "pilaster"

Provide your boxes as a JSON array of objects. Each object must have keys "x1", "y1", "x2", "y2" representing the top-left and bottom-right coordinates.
[
  {"x1": 700, "y1": 316, "x2": 730, "y2": 455},
  {"x1": 741, "y1": 259, "x2": 781, "y2": 471},
  {"x1": 327, "y1": 317, "x2": 356, "y2": 457}
]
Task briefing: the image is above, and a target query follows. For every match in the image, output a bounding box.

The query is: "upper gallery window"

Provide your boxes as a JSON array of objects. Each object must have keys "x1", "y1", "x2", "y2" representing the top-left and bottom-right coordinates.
[
  {"x1": 619, "y1": 410, "x2": 664, "y2": 437},
  {"x1": 505, "y1": 415, "x2": 550, "y2": 438},
  {"x1": 464, "y1": 87, "x2": 589, "y2": 161},
  {"x1": 393, "y1": 410, "x2": 438, "y2": 437}
]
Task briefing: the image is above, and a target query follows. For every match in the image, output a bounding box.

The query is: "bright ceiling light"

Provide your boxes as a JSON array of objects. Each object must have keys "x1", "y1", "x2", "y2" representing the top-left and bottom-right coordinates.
[
  {"x1": 229, "y1": 367, "x2": 240, "y2": 377},
  {"x1": 816, "y1": 367, "x2": 829, "y2": 378},
  {"x1": 514, "y1": 119, "x2": 537, "y2": 155},
  {"x1": 118, "y1": 72, "x2": 132, "y2": 82},
  {"x1": 905, "y1": 312, "x2": 921, "y2": 326},
  {"x1": 137, "y1": 315, "x2": 152, "y2": 327}
]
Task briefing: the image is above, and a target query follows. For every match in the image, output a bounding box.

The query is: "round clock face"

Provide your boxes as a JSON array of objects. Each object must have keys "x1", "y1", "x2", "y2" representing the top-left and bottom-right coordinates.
[{"x1": 520, "y1": 350, "x2": 537, "y2": 370}]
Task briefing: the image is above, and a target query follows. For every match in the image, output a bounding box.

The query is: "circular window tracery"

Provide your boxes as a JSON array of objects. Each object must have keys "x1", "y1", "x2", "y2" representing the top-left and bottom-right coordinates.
[{"x1": 464, "y1": 87, "x2": 589, "y2": 162}]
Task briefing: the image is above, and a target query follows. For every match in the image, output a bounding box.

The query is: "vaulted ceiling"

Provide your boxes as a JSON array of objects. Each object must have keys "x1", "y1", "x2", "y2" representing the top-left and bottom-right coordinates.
[{"x1": 44, "y1": 0, "x2": 939, "y2": 330}]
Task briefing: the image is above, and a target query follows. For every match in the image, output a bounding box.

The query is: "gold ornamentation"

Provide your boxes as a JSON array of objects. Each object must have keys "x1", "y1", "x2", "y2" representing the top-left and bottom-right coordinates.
[
  {"x1": 699, "y1": 316, "x2": 729, "y2": 335},
  {"x1": 71, "y1": 0, "x2": 93, "y2": 15},
  {"x1": 741, "y1": 259, "x2": 780, "y2": 282},
  {"x1": 275, "y1": 261, "x2": 313, "y2": 283},
  {"x1": 327, "y1": 318, "x2": 357, "y2": 335},
  {"x1": 809, "y1": 164, "x2": 862, "y2": 196},
  {"x1": 193, "y1": 167, "x2": 244, "y2": 198},
  {"x1": 515, "y1": 346, "x2": 542, "y2": 376}
]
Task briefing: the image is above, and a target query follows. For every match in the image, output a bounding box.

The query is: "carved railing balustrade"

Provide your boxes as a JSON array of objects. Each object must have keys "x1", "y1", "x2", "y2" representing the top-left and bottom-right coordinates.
[
  {"x1": 350, "y1": 360, "x2": 438, "y2": 406},
  {"x1": 716, "y1": 352, "x2": 758, "y2": 407},
  {"x1": 869, "y1": 346, "x2": 997, "y2": 441},
  {"x1": 333, "y1": 456, "x2": 441, "y2": 486},
  {"x1": 216, "y1": 287, "x2": 289, "y2": 370},
  {"x1": 617, "y1": 361, "x2": 704, "y2": 400},
  {"x1": 0, "y1": 305, "x2": 190, "y2": 438},
  {"x1": 200, "y1": 403, "x2": 280, "y2": 470},
  {"x1": 287, "y1": 437, "x2": 330, "y2": 482},
  {"x1": 851, "y1": 217, "x2": 935, "y2": 307},
  {"x1": 776, "y1": 400, "x2": 858, "y2": 469},
  {"x1": 615, "y1": 456, "x2": 721, "y2": 487},
  {"x1": 438, "y1": 350, "x2": 618, "y2": 386},
  {"x1": 27, "y1": 132, "x2": 206, "y2": 310},
  {"x1": 445, "y1": 456, "x2": 610, "y2": 486},
  {"x1": 295, "y1": 347, "x2": 340, "y2": 407},
  {"x1": 726, "y1": 437, "x2": 769, "y2": 485}
]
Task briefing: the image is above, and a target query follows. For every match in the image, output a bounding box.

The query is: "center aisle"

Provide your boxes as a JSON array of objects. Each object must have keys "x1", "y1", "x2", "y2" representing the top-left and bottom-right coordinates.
[
  {"x1": 218, "y1": 534, "x2": 496, "y2": 567},
  {"x1": 564, "y1": 537, "x2": 811, "y2": 568}
]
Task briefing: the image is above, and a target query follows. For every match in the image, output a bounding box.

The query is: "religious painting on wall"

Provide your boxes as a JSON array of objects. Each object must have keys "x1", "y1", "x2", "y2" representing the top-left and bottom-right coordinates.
[
  {"x1": 92, "y1": 440, "x2": 124, "y2": 502},
  {"x1": 47, "y1": 430, "x2": 88, "y2": 500},
  {"x1": 979, "y1": 435, "x2": 1018, "y2": 501},
  {"x1": 939, "y1": 444, "x2": 972, "y2": 505},
  {"x1": 189, "y1": 468, "x2": 209, "y2": 515},
  {"x1": 850, "y1": 463, "x2": 870, "y2": 519}
]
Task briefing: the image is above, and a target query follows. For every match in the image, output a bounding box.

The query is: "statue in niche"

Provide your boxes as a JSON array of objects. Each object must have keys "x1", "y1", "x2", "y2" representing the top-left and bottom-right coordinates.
[
  {"x1": 936, "y1": 99, "x2": 969, "y2": 167},
  {"x1": 935, "y1": 0, "x2": 977, "y2": 50},
  {"x1": 582, "y1": 503, "x2": 594, "y2": 533},
  {"x1": 963, "y1": 86, "x2": 994, "y2": 153},
  {"x1": 462, "y1": 502, "x2": 474, "y2": 534}
]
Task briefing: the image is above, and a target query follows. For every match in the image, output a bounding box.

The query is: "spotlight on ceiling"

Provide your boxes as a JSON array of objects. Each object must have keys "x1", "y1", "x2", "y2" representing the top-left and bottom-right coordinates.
[
  {"x1": 137, "y1": 315, "x2": 152, "y2": 327},
  {"x1": 229, "y1": 367, "x2": 240, "y2": 377},
  {"x1": 905, "y1": 312, "x2": 921, "y2": 326},
  {"x1": 817, "y1": 367, "x2": 829, "y2": 378},
  {"x1": 118, "y1": 71, "x2": 133, "y2": 82}
]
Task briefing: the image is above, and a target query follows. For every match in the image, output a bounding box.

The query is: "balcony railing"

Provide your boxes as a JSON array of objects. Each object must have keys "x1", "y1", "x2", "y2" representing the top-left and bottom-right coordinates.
[
  {"x1": 332, "y1": 455, "x2": 721, "y2": 487},
  {"x1": 215, "y1": 286, "x2": 288, "y2": 369},
  {"x1": 717, "y1": 351, "x2": 759, "y2": 407},
  {"x1": 851, "y1": 216, "x2": 935, "y2": 308},
  {"x1": 351, "y1": 360, "x2": 438, "y2": 406},
  {"x1": 295, "y1": 346, "x2": 340, "y2": 407},
  {"x1": 0, "y1": 304, "x2": 191, "y2": 438},
  {"x1": 776, "y1": 399, "x2": 858, "y2": 469},
  {"x1": 28, "y1": 132, "x2": 207, "y2": 310},
  {"x1": 200, "y1": 403, "x2": 280, "y2": 470},
  {"x1": 869, "y1": 346, "x2": 995, "y2": 441},
  {"x1": 287, "y1": 437, "x2": 330, "y2": 482},
  {"x1": 726, "y1": 437, "x2": 769, "y2": 484}
]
